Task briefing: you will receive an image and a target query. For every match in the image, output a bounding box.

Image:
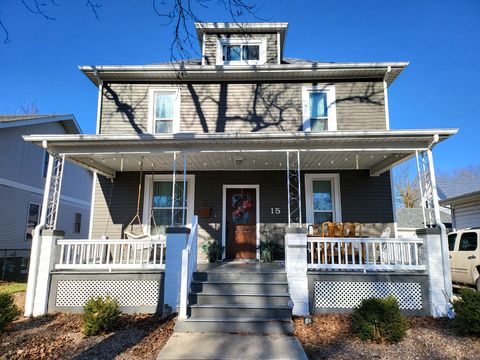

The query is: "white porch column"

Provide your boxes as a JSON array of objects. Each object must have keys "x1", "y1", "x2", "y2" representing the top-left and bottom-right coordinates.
[
  {"x1": 32, "y1": 230, "x2": 63, "y2": 316},
  {"x1": 285, "y1": 227, "x2": 309, "y2": 316},
  {"x1": 416, "y1": 227, "x2": 450, "y2": 317},
  {"x1": 164, "y1": 227, "x2": 190, "y2": 309}
]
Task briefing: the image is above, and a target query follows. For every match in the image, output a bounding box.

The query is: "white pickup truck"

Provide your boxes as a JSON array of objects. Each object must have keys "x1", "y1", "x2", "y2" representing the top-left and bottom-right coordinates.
[{"x1": 448, "y1": 228, "x2": 480, "y2": 291}]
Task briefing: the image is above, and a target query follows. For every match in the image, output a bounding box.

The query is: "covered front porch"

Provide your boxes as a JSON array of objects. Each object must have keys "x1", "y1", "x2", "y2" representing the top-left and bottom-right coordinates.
[{"x1": 23, "y1": 129, "x2": 455, "y2": 318}]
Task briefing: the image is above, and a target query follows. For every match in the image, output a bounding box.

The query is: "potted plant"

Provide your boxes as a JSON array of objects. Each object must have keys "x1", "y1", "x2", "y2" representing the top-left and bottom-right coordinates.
[
  {"x1": 201, "y1": 240, "x2": 224, "y2": 263},
  {"x1": 258, "y1": 240, "x2": 282, "y2": 263}
]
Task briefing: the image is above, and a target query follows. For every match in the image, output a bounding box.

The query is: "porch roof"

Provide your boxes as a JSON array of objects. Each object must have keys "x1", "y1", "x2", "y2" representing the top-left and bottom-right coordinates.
[{"x1": 24, "y1": 129, "x2": 457, "y2": 178}]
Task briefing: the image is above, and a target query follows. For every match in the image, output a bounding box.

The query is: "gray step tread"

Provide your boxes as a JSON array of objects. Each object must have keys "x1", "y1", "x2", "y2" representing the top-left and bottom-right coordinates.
[
  {"x1": 181, "y1": 317, "x2": 292, "y2": 323},
  {"x1": 191, "y1": 291, "x2": 290, "y2": 297},
  {"x1": 189, "y1": 303, "x2": 292, "y2": 309}
]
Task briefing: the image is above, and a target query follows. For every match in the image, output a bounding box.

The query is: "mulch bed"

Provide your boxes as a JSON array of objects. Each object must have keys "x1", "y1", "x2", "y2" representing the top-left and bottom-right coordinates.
[
  {"x1": 0, "y1": 312, "x2": 175, "y2": 360},
  {"x1": 294, "y1": 314, "x2": 480, "y2": 360}
]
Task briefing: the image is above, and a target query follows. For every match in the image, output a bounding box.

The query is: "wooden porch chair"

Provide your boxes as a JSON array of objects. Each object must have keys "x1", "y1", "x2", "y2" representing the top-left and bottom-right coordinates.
[{"x1": 338, "y1": 222, "x2": 365, "y2": 264}]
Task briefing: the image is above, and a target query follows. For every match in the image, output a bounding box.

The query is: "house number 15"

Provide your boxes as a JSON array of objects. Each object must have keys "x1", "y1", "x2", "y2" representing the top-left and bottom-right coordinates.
[{"x1": 270, "y1": 208, "x2": 281, "y2": 215}]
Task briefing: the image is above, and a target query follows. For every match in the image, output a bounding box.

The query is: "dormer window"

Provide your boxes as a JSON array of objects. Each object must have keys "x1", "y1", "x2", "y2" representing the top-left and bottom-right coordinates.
[{"x1": 217, "y1": 39, "x2": 266, "y2": 65}]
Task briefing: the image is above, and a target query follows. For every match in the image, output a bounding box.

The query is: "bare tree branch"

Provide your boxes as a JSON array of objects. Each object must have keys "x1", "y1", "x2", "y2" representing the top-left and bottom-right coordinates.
[
  {"x1": 86, "y1": 0, "x2": 102, "y2": 20},
  {"x1": 21, "y1": 0, "x2": 56, "y2": 20},
  {"x1": 394, "y1": 164, "x2": 420, "y2": 208},
  {"x1": 0, "y1": 13, "x2": 9, "y2": 44}
]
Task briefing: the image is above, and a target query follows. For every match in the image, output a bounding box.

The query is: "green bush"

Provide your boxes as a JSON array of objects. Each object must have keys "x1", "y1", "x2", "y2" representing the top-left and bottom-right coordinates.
[
  {"x1": 258, "y1": 240, "x2": 282, "y2": 263},
  {"x1": 0, "y1": 292, "x2": 20, "y2": 331},
  {"x1": 82, "y1": 296, "x2": 121, "y2": 336},
  {"x1": 201, "y1": 240, "x2": 224, "y2": 263},
  {"x1": 453, "y1": 288, "x2": 480, "y2": 336},
  {"x1": 351, "y1": 296, "x2": 409, "y2": 343}
]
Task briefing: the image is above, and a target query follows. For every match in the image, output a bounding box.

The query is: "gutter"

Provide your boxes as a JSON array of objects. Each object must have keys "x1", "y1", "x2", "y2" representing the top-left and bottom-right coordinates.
[{"x1": 383, "y1": 66, "x2": 392, "y2": 129}]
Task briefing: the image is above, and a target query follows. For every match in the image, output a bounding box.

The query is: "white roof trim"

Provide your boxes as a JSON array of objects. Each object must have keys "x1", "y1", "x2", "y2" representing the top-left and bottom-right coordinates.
[{"x1": 0, "y1": 114, "x2": 81, "y2": 134}]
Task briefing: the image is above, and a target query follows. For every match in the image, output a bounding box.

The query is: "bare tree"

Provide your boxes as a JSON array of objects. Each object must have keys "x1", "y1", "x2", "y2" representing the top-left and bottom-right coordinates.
[
  {"x1": 437, "y1": 165, "x2": 480, "y2": 179},
  {"x1": 394, "y1": 164, "x2": 420, "y2": 208},
  {"x1": 17, "y1": 100, "x2": 39, "y2": 115},
  {"x1": 1, "y1": 0, "x2": 264, "y2": 63}
]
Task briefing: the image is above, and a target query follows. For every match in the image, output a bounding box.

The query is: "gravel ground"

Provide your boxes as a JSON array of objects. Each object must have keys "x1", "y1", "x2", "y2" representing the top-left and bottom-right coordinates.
[
  {"x1": 0, "y1": 293, "x2": 175, "y2": 360},
  {"x1": 294, "y1": 314, "x2": 480, "y2": 360}
]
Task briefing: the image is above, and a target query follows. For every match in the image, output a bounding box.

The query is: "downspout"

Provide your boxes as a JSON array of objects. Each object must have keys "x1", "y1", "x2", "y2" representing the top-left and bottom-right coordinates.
[
  {"x1": 383, "y1": 66, "x2": 392, "y2": 130},
  {"x1": 24, "y1": 142, "x2": 54, "y2": 317},
  {"x1": 427, "y1": 134, "x2": 453, "y2": 301}
]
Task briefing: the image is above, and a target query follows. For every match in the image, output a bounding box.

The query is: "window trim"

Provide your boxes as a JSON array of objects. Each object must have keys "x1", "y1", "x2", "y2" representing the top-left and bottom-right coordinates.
[
  {"x1": 25, "y1": 202, "x2": 41, "y2": 241},
  {"x1": 216, "y1": 38, "x2": 267, "y2": 66},
  {"x1": 302, "y1": 85, "x2": 337, "y2": 132},
  {"x1": 142, "y1": 174, "x2": 195, "y2": 235},
  {"x1": 147, "y1": 88, "x2": 181, "y2": 134},
  {"x1": 304, "y1": 173, "x2": 342, "y2": 226}
]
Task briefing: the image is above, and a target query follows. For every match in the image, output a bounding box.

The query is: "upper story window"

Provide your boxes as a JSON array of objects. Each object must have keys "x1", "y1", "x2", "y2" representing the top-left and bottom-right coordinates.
[
  {"x1": 302, "y1": 85, "x2": 337, "y2": 132},
  {"x1": 217, "y1": 39, "x2": 266, "y2": 65},
  {"x1": 148, "y1": 89, "x2": 180, "y2": 134}
]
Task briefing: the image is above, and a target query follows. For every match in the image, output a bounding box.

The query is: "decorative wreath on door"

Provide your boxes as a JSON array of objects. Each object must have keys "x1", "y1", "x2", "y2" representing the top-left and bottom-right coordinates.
[{"x1": 233, "y1": 198, "x2": 253, "y2": 220}]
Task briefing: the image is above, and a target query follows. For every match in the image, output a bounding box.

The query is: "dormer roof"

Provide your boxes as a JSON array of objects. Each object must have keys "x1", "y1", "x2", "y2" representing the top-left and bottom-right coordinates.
[{"x1": 195, "y1": 22, "x2": 289, "y2": 57}]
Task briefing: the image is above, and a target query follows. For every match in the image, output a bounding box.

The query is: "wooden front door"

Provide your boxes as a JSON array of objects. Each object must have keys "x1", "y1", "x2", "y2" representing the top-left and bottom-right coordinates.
[{"x1": 226, "y1": 188, "x2": 257, "y2": 260}]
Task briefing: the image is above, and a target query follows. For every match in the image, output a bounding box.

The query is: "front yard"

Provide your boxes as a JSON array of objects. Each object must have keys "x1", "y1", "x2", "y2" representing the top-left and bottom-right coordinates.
[
  {"x1": 1, "y1": 283, "x2": 479, "y2": 360},
  {"x1": 294, "y1": 314, "x2": 480, "y2": 360}
]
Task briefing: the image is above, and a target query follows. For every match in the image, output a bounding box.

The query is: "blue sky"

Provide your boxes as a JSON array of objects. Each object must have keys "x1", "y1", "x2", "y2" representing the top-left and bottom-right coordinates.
[{"x1": 1, "y1": 0, "x2": 479, "y2": 172}]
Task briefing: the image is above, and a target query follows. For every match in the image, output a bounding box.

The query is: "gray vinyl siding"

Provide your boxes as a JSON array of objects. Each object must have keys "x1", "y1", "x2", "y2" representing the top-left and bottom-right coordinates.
[
  {"x1": 0, "y1": 121, "x2": 92, "y2": 250},
  {"x1": 0, "y1": 123, "x2": 92, "y2": 201},
  {"x1": 91, "y1": 170, "x2": 394, "y2": 259},
  {"x1": 452, "y1": 201, "x2": 480, "y2": 230},
  {"x1": 203, "y1": 33, "x2": 278, "y2": 65},
  {"x1": 100, "y1": 81, "x2": 385, "y2": 134},
  {"x1": 0, "y1": 185, "x2": 90, "y2": 250}
]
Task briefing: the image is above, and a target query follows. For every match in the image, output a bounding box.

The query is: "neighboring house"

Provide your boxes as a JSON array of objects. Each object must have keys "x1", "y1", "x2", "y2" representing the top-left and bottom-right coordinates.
[
  {"x1": 438, "y1": 177, "x2": 480, "y2": 230},
  {"x1": 24, "y1": 23, "x2": 457, "y2": 324},
  {"x1": 396, "y1": 207, "x2": 452, "y2": 238},
  {"x1": 0, "y1": 115, "x2": 92, "y2": 280}
]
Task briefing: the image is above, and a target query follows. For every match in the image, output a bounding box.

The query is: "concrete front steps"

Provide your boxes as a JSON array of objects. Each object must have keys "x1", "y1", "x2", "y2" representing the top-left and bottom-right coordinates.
[{"x1": 174, "y1": 266, "x2": 294, "y2": 334}]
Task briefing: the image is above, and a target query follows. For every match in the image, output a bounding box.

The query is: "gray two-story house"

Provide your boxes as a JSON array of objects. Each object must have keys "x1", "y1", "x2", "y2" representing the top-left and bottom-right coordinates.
[
  {"x1": 24, "y1": 23, "x2": 456, "y2": 329},
  {"x1": 0, "y1": 115, "x2": 92, "y2": 280}
]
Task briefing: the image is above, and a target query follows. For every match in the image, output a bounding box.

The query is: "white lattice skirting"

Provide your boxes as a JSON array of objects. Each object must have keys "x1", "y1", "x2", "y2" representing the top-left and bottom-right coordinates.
[
  {"x1": 55, "y1": 280, "x2": 160, "y2": 307},
  {"x1": 314, "y1": 281, "x2": 423, "y2": 310}
]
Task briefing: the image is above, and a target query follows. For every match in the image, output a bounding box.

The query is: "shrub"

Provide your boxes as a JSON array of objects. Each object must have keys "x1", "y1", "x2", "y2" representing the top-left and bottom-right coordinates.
[
  {"x1": 201, "y1": 240, "x2": 224, "y2": 263},
  {"x1": 258, "y1": 240, "x2": 282, "y2": 263},
  {"x1": 351, "y1": 296, "x2": 409, "y2": 343},
  {"x1": 82, "y1": 296, "x2": 121, "y2": 336},
  {"x1": 0, "y1": 292, "x2": 20, "y2": 331},
  {"x1": 453, "y1": 288, "x2": 480, "y2": 336}
]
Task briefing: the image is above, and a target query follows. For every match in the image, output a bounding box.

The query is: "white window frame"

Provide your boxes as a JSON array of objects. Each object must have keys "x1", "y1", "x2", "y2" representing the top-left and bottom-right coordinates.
[
  {"x1": 147, "y1": 88, "x2": 181, "y2": 134},
  {"x1": 305, "y1": 174, "x2": 342, "y2": 226},
  {"x1": 25, "y1": 202, "x2": 41, "y2": 241},
  {"x1": 142, "y1": 174, "x2": 195, "y2": 235},
  {"x1": 302, "y1": 85, "x2": 337, "y2": 132},
  {"x1": 216, "y1": 38, "x2": 267, "y2": 66}
]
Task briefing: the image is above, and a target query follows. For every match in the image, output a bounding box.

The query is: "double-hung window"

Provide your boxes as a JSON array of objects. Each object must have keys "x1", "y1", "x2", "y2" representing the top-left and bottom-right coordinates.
[
  {"x1": 143, "y1": 175, "x2": 195, "y2": 235},
  {"x1": 305, "y1": 174, "x2": 341, "y2": 226},
  {"x1": 217, "y1": 39, "x2": 266, "y2": 65},
  {"x1": 302, "y1": 85, "x2": 336, "y2": 132},
  {"x1": 25, "y1": 203, "x2": 40, "y2": 240},
  {"x1": 149, "y1": 89, "x2": 180, "y2": 134}
]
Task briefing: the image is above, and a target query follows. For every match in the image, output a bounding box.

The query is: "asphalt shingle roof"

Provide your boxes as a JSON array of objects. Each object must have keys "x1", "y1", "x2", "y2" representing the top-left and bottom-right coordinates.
[
  {"x1": 437, "y1": 177, "x2": 480, "y2": 200},
  {"x1": 396, "y1": 207, "x2": 451, "y2": 229}
]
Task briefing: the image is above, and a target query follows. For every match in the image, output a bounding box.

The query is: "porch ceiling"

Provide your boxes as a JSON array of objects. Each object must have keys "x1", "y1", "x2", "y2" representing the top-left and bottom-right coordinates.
[{"x1": 23, "y1": 129, "x2": 457, "y2": 178}]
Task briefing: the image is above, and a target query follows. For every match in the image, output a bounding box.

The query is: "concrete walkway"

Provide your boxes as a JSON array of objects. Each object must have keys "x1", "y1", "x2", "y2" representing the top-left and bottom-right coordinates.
[{"x1": 157, "y1": 333, "x2": 308, "y2": 360}]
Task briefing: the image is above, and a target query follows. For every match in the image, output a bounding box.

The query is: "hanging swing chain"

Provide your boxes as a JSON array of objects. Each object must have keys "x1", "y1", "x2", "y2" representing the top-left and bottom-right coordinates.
[
  {"x1": 150, "y1": 162, "x2": 158, "y2": 231},
  {"x1": 103, "y1": 177, "x2": 115, "y2": 237}
]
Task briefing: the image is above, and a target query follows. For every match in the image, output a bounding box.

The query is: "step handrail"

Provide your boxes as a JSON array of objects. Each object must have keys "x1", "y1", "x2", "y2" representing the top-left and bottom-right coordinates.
[{"x1": 179, "y1": 215, "x2": 198, "y2": 319}]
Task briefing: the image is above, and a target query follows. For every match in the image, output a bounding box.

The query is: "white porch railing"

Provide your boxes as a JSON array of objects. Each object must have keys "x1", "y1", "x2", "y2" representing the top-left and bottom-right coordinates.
[
  {"x1": 55, "y1": 238, "x2": 166, "y2": 270},
  {"x1": 307, "y1": 237, "x2": 425, "y2": 271},
  {"x1": 179, "y1": 215, "x2": 198, "y2": 319}
]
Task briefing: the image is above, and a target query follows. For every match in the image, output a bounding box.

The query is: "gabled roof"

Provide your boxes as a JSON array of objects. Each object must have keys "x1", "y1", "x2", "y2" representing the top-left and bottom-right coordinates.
[
  {"x1": 438, "y1": 177, "x2": 480, "y2": 205},
  {"x1": 396, "y1": 207, "x2": 451, "y2": 229},
  {"x1": 0, "y1": 114, "x2": 81, "y2": 134}
]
